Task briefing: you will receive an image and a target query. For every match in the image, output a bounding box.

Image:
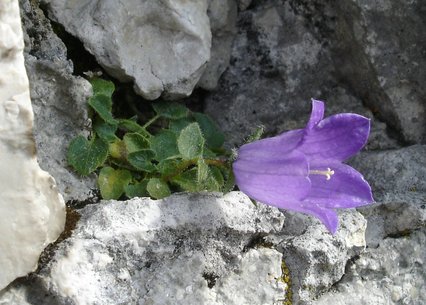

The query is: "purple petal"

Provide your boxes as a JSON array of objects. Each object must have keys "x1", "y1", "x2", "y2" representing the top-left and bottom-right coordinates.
[
  {"x1": 233, "y1": 150, "x2": 311, "y2": 202},
  {"x1": 306, "y1": 163, "x2": 373, "y2": 208},
  {"x1": 307, "y1": 99, "x2": 325, "y2": 129},
  {"x1": 299, "y1": 113, "x2": 370, "y2": 163},
  {"x1": 237, "y1": 129, "x2": 303, "y2": 162},
  {"x1": 298, "y1": 204, "x2": 339, "y2": 234}
]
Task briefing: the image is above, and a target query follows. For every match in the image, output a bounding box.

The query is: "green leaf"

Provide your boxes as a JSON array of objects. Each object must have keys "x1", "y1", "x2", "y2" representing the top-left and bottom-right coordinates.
[
  {"x1": 88, "y1": 94, "x2": 117, "y2": 125},
  {"x1": 98, "y1": 167, "x2": 132, "y2": 200},
  {"x1": 222, "y1": 167, "x2": 235, "y2": 193},
  {"x1": 109, "y1": 139, "x2": 127, "y2": 160},
  {"x1": 91, "y1": 78, "x2": 115, "y2": 97},
  {"x1": 67, "y1": 135, "x2": 108, "y2": 176},
  {"x1": 197, "y1": 159, "x2": 209, "y2": 184},
  {"x1": 150, "y1": 130, "x2": 180, "y2": 161},
  {"x1": 177, "y1": 123, "x2": 205, "y2": 160},
  {"x1": 127, "y1": 150, "x2": 156, "y2": 172},
  {"x1": 246, "y1": 125, "x2": 265, "y2": 143},
  {"x1": 152, "y1": 101, "x2": 189, "y2": 120},
  {"x1": 169, "y1": 118, "x2": 192, "y2": 134},
  {"x1": 93, "y1": 118, "x2": 118, "y2": 142},
  {"x1": 147, "y1": 178, "x2": 171, "y2": 199},
  {"x1": 124, "y1": 133, "x2": 149, "y2": 153},
  {"x1": 193, "y1": 113, "x2": 225, "y2": 149},
  {"x1": 124, "y1": 180, "x2": 148, "y2": 198},
  {"x1": 171, "y1": 168, "x2": 198, "y2": 192},
  {"x1": 206, "y1": 166, "x2": 224, "y2": 192},
  {"x1": 118, "y1": 119, "x2": 147, "y2": 134},
  {"x1": 157, "y1": 159, "x2": 180, "y2": 176}
]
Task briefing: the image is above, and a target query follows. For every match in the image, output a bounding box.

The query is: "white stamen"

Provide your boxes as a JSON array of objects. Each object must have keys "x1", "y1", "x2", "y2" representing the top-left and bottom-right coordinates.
[{"x1": 309, "y1": 168, "x2": 335, "y2": 180}]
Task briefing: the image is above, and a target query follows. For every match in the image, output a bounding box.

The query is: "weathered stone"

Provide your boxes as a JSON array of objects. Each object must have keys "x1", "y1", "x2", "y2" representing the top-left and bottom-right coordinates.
[
  {"x1": 274, "y1": 210, "x2": 367, "y2": 304},
  {"x1": 350, "y1": 145, "x2": 426, "y2": 246},
  {"x1": 43, "y1": 0, "x2": 212, "y2": 100},
  {"x1": 198, "y1": 0, "x2": 238, "y2": 90},
  {"x1": 0, "y1": 0, "x2": 65, "y2": 290},
  {"x1": 20, "y1": 0, "x2": 96, "y2": 202},
  {"x1": 313, "y1": 229, "x2": 426, "y2": 305},
  {"x1": 3, "y1": 192, "x2": 287, "y2": 305},
  {"x1": 204, "y1": 1, "x2": 398, "y2": 150}
]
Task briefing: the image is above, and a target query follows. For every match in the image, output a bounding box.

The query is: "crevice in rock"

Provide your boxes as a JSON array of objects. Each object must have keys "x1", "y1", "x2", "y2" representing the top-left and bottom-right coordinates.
[{"x1": 37, "y1": 1, "x2": 103, "y2": 77}]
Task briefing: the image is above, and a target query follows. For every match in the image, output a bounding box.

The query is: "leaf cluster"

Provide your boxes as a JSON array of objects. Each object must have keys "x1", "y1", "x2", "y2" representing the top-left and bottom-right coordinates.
[{"x1": 67, "y1": 79, "x2": 234, "y2": 200}]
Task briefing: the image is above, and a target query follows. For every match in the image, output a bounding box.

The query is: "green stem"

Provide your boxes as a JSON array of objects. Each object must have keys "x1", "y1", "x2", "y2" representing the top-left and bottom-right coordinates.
[{"x1": 142, "y1": 114, "x2": 160, "y2": 130}]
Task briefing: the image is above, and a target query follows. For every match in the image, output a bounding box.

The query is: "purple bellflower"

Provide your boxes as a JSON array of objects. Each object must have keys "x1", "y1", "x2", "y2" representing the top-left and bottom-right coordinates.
[{"x1": 233, "y1": 99, "x2": 373, "y2": 234}]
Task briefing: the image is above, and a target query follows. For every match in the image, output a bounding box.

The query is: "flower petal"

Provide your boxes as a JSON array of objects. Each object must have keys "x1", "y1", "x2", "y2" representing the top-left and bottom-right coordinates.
[
  {"x1": 233, "y1": 150, "x2": 311, "y2": 202},
  {"x1": 297, "y1": 204, "x2": 339, "y2": 234},
  {"x1": 237, "y1": 129, "x2": 304, "y2": 162},
  {"x1": 306, "y1": 163, "x2": 373, "y2": 208},
  {"x1": 307, "y1": 99, "x2": 325, "y2": 129},
  {"x1": 299, "y1": 113, "x2": 370, "y2": 162}
]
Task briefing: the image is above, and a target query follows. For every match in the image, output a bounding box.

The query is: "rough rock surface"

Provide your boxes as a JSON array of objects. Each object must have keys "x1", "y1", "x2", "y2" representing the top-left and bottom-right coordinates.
[
  {"x1": 1, "y1": 192, "x2": 288, "y2": 305},
  {"x1": 43, "y1": 0, "x2": 212, "y2": 100},
  {"x1": 0, "y1": 0, "x2": 65, "y2": 290},
  {"x1": 19, "y1": 0, "x2": 96, "y2": 202},
  {"x1": 204, "y1": 0, "x2": 424, "y2": 146},
  {"x1": 350, "y1": 145, "x2": 426, "y2": 246},
  {"x1": 313, "y1": 229, "x2": 426, "y2": 305}
]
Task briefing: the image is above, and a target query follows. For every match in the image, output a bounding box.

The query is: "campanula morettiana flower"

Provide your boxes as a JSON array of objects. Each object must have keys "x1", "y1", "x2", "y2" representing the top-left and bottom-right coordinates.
[{"x1": 233, "y1": 99, "x2": 373, "y2": 234}]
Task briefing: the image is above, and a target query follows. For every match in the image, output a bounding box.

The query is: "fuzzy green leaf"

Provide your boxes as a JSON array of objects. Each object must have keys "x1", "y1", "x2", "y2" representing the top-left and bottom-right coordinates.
[
  {"x1": 128, "y1": 150, "x2": 156, "y2": 172},
  {"x1": 171, "y1": 168, "x2": 198, "y2": 192},
  {"x1": 67, "y1": 135, "x2": 108, "y2": 176},
  {"x1": 124, "y1": 133, "x2": 149, "y2": 153},
  {"x1": 152, "y1": 101, "x2": 189, "y2": 120},
  {"x1": 93, "y1": 118, "x2": 118, "y2": 142},
  {"x1": 193, "y1": 112, "x2": 225, "y2": 149},
  {"x1": 150, "y1": 130, "x2": 179, "y2": 161},
  {"x1": 124, "y1": 180, "x2": 149, "y2": 198},
  {"x1": 147, "y1": 178, "x2": 171, "y2": 199},
  {"x1": 91, "y1": 78, "x2": 115, "y2": 97},
  {"x1": 157, "y1": 159, "x2": 180, "y2": 176},
  {"x1": 88, "y1": 94, "x2": 117, "y2": 125},
  {"x1": 197, "y1": 159, "x2": 209, "y2": 184},
  {"x1": 177, "y1": 123, "x2": 205, "y2": 160},
  {"x1": 98, "y1": 167, "x2": 132, "y2": 200},
  {"x1": 222, "y1": 167, "x2": 235, "y2": 193},
  {"x1": 169, "y1": 118, "x2": 192, "y2": 134},
  {"x1": 118, "y1": 119, "x2": 147, "y2": 135}
]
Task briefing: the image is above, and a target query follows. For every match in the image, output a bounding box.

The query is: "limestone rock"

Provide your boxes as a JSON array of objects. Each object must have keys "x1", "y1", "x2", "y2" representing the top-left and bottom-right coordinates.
[
  {"x1": 313, "y1": 229, "x2": 426, "y2": 305},
  {"x1": 43, "y1": 0, "x2": 212, "y2": 100},
  {"x1": 5, "y1": 192, "x2": 287, "y2": 305},
  {"x1": 0, "y1": 0, "x2": 65, "y2": 291},
  {"x1": 350, "y1": 145, "x2": 426, "y2": 246},
  {"x1": 274, "y1": 210, "x2": 367, "y2": 304},
  {"x1": 19, "y1": 0, "x2": 96, "y2": 203}
]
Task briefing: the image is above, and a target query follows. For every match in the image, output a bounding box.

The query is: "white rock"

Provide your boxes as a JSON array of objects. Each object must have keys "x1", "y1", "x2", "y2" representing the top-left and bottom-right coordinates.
[
  {"x1": 0, "y1": 0, "x2": 65, "y2": 291},
  {"x1": 44, "y1": 0, "x2": 212, "y2": 100},
  {"x1": 4, "y1": 192, "x2": 287, "y2": 305}
]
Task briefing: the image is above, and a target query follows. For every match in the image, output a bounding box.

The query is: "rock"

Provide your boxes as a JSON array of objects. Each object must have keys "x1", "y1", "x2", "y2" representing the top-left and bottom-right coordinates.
[
  {"x1": 336, "y1": 0, "x2": 426, "y2": 144},
  {"x1": 204, "y1": 1, "x2": 398, "y2": 150},
  {"x1": 350, "y1": 145, "x2": 426, "y2": 246},
  {"x1": 313, "y1": 229, "x2": 426, "y2": 305},
  {"x1": 3, "y1": 192, "x2": 287, "y2": 305},
  {"x1": 43, "y1": 0, "x2": 211, "y2": 100},
  {"x1": 198, "y1": 0, "x2": 238, "y2": 90},
  {"x1": 273, "y1": 210, "x2": 367, "y2": 304},
  {"x1": 0, "y1": 0, "x2": 65, "y2": 290},
  {"x1": 19, "y1": 0, "x2": 96, "y2": 202}
]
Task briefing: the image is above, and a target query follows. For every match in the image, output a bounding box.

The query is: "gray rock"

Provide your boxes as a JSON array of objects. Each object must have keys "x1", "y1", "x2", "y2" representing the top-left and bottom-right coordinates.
[
  {"x1": 20, "y1": 0, "x2": 96, "y2": 202},
  {"x1": 204, "y1": 1, "x2": 398, "y2": 150},
  {"x1": 273, "y1": 210, "x2": 367, "y2": 304},
  {"x1": 5, "y1": 192, "x2": 288, "y2": 305},
  {"x1": 44, "y1": 0, "x2": 212, "y2": 100},
  {"x1": 198, "y1": 0, "x2": 238, "y2": 90},
  {"x1": 313, "y1": 229, "x2": 426, "y2": 305},
  {"x1": 350, "y1": 145, "x2": 426, "y2": 246},
  {"x1": 342, "y1": 0, "x2": 426, "y2": 144}
]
